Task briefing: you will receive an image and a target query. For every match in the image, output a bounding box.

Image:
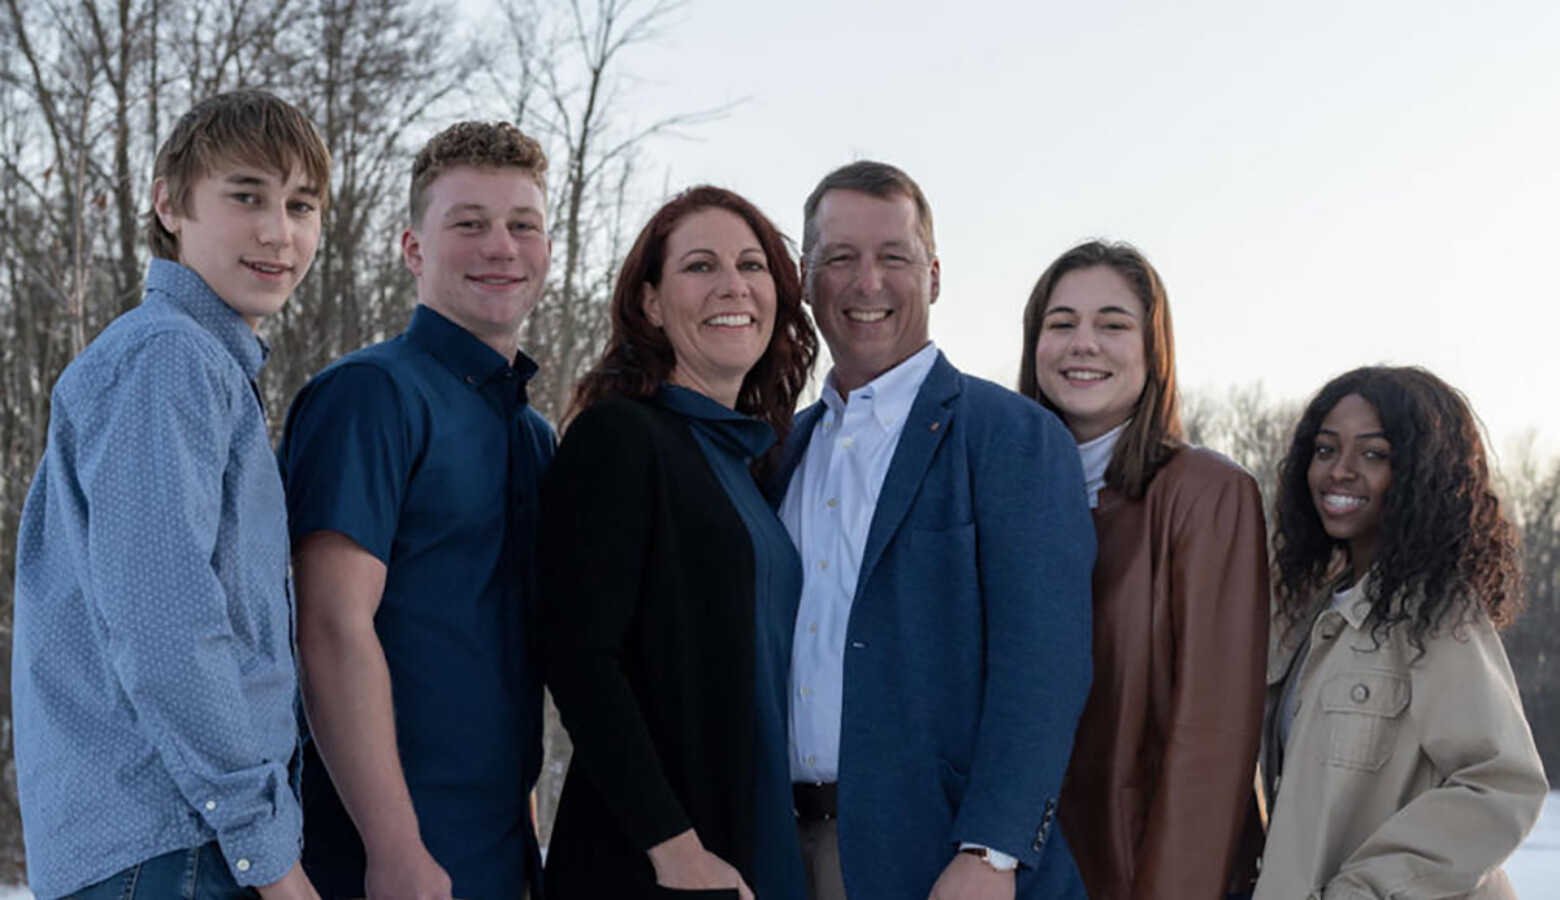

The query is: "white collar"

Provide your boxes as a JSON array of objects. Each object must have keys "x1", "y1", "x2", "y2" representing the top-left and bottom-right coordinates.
[
  {"x1": 1077, "y1": 421, "x2": 1128, "y2": 509},
  {"x1": 821, "y1": 342, "x2": 939, "y2": 431}
]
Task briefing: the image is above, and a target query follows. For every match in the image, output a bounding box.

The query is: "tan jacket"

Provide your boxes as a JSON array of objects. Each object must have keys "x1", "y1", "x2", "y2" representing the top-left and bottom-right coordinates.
[
  {"x1": 1060, "y1": 447, "x2": 1270, "y2": 900},
  {"x1": 1255, "y1": 581, "x2": 1548, "y2": 900}
]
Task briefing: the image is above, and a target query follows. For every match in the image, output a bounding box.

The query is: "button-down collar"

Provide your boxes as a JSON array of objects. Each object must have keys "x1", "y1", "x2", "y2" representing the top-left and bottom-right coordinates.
[
  {"x1": 821, "y1": 341, "x2": 938, "y2": 431},
  {"x1": 144, "y1": 258, "x2": 269, "y2": 380}
]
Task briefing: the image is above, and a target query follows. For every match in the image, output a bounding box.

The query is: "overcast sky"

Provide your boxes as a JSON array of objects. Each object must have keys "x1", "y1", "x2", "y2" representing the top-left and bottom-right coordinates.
[{"x1": 473, "y1": 0, "x2": 1560, "y2": 459}]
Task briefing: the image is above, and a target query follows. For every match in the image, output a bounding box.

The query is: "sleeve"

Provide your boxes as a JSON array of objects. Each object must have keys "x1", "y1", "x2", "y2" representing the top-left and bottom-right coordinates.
[
  {"x1": 951, "y1": 401, "x2": 1096, "y2": 868},
  {"x1": 1323, "y1": 617, "x2": 1548, "y2": 899},
  {"x1": 1132, "y1": 464, "x2": 1270, "y2": 899},
  {"x1": 278, "y1": 362, "x2": 412, "y2": 562},
  {"x1": 537, "y1": 403, "x2": 693, "y2": 850},
  {"x1": 81, "y1": 334, "x2": 300, "y2": 886}
]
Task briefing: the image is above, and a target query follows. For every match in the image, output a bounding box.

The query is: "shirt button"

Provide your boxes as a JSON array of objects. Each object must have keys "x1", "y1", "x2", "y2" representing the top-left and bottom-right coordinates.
[
  {"x1": 885, "y1": 416, "x2": 895, "y2": 426},
  {"x1": 1351, "y1": 684, "x2": 1371, "y2": 703},
  {"x1": 204, "y1": 800, "x2": 217, "y2": 811},
  {"x1": 808, "y1": 622, "x2": 819, "y2": 633},
  {"x1": 236, "y1": 859, "x2": 251, "y2": 873},
  {"x1": 818, "y1": 559, "x2": 829, "y2": 570},
  {"x1": 806, "y1": 754, "x2": 817, "y2": 766},
  {"x1": 841, "y1": 437, "x2": 854, "y2": 449},
  {"x1": 826, "y1": 497, "x2": 838, "y2": 508},
  {"x1": 800, "y1": 685, "x2": 813, "y2": 698}
]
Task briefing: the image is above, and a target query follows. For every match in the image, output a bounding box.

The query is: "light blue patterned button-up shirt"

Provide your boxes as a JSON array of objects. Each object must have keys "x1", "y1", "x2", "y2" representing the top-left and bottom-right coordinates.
[{"x1": 12, "y1": 259, "x2": 303, "y2": 899}]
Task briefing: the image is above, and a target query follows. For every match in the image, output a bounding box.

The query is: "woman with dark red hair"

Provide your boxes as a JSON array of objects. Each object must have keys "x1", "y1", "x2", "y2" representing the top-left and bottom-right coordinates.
[{"x1": 539, "y1": 186, "x2": 816, "y2": 899}]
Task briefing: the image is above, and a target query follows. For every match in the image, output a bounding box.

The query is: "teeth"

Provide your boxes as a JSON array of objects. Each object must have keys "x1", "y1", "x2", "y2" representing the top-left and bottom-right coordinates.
[
  {"x1": 249, "y1": 262, "x2": 285, "y2": 274},
  {"x1": 705, "y1": 313, "x2": 754, "y2": 327},
  {"x1": 473, "y1": 276, "x2": 518, "y2": 285},
  {"x1": 1064, "y1": 370, "x2": 1108, "y2": 381},
  {"x1": 845, "y1": 309, "x2": 889, "y2": 322},
  {"x1": 1322, "y1": 493, "x2": 1367, "y2": 512}
]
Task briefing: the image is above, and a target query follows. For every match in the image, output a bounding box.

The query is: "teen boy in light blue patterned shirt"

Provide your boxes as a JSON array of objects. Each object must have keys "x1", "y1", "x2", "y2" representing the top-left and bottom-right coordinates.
[{"x1": 11, "y1": 90, "x2": 329, "y2": 900}]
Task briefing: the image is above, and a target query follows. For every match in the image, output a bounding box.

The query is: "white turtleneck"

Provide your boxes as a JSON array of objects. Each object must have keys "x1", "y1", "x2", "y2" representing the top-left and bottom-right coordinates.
[{"x1": 1077, "y1": 421, "x2": 1128, "y2": 509}]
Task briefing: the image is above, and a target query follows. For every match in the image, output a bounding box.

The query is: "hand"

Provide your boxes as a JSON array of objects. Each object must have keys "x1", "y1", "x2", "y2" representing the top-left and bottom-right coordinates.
[
  {"x1": 364, "y1": 841, "x2": 453, "y2": 900},
  {"x1": 257, "y1": 862, "x2": 322, "y2": 900},
  {"x1": 647, "y1": 829, "x2": 755, "y2": 900},
  {"x1": 927, "y1": 851, "x2": 1016, "y2": 900}
]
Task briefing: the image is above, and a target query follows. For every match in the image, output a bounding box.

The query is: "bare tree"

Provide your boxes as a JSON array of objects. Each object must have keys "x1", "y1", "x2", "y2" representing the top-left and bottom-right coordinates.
[{"x1": 1182, "y1": 382, "x2": 1302, "y2": 513}]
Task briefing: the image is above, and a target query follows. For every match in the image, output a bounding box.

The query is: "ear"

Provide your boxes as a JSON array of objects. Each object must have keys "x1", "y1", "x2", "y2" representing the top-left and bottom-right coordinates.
[
  {"x1": 928, "y1": 255, "x2": 941, "y2": 305},
  {"x1": 401, "y1": 228, "x2": 424, "y2": 278},
  {"x1": 642, "y1": 282, "x2": 663, "y2": 328},
  {"x1": 151, "y1": 178, "x2": 182, "y2": 236}
]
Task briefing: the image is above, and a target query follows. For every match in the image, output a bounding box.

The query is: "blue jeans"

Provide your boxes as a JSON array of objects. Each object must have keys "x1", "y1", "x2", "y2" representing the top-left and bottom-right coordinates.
[{"x1": 67, "y1": 843, "x2": 258, "y2": 900}]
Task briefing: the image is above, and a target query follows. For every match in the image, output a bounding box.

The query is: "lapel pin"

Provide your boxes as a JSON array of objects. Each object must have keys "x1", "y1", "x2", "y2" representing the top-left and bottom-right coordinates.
[{"x1": 930, "y1": 421, "x2": 941, "y2": 432}]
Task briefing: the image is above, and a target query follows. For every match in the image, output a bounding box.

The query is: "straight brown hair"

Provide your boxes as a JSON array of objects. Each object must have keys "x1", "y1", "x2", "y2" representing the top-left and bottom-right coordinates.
[{"x1": 1018, "y1": 240, "x2": 1183, "y2": 500}]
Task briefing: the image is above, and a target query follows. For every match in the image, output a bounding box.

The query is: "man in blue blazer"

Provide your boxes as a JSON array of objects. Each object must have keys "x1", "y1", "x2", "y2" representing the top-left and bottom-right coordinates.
[{"x1": 778, "y1": 161, "x2": 1095, "y2": 900}]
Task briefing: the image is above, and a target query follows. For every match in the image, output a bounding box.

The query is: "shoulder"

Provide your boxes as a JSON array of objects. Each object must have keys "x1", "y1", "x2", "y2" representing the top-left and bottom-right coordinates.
[
  {"x1": 66, "y1": 311, "x2": 233, "y2": 398},
  {"x1": 946, "y1": 370, "x2": 1075, "y2": 460},
  {"x1": 564, "y1": 396, "x2": 665, "y2": 443},
  {"x1": 1155, "y1": 445, "x2": 1260, "y2": 493}
]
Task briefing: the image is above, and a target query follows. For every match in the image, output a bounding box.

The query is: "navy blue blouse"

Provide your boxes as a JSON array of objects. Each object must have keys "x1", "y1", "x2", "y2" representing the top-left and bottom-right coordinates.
[
  {"x1": 279, "y1": 306, "x2": 554, "y2": 898},
  {"x1": 657, "y1": 385, "x2": 808, "y2": 900}
]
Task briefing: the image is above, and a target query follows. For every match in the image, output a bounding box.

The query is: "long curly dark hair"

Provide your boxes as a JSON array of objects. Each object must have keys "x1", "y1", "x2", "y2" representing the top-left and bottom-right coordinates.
[
  {"x1": 1272, "y1": 366, "x2": 1523, "y2": 650},
  {"x1": 568, "y1": 186, "x2": 817, "y2": 467}
]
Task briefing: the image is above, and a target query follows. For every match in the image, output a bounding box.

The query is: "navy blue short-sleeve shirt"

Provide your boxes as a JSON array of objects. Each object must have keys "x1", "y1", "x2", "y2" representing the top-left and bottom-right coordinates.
[{"x1": 278, "y1": 305, "x2": 554, "y2": 899}]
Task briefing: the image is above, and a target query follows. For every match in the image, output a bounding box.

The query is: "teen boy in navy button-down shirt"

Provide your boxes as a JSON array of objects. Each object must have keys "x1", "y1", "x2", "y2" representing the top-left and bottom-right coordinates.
[
  {"x1": 279, "y1": 121, "x2": 554, "y2": 900},
  {"x1": 12, "y1": 90, "x2": 329, "y2": 900}
]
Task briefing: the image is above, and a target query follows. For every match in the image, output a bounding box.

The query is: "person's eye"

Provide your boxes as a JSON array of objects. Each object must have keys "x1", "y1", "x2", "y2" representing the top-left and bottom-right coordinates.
[
  {"x1": 1313, "y1": 444, "x2": 1335, "y2": 458},
  {"x1": 1044, "y1": 320, "x2": 1075, "y2": 331},
  {"x1": 824, "y1": 253, "x2": 855, "y2": 267},
  {"x1": 511, "y1": 220, "x2": 538, "y2": 233},
  {"x1": 289, "y1": 200, "x2": 317, "y2": 216},
  {"x1": 1364, "y1": 448, "x2": 1390, "y2": 461},
  {"x1": 1103, "y1": 320, "x2": 1133, "y2": 331},
  {"x1": 881, "y1": 254, "x2": 910, "y2": 268},
  {"x1": 685, "y1": 260, "x2": 713, "y2": 273},
  {"x1": 739, "y1": 259, "x2": 768, "y2": 272},
  {"x1": 455, "y1": 220, "x2": 484, "y2": 231},
  {"x1": 231, "y1": 192, "x2": 259, "y2": 206}
]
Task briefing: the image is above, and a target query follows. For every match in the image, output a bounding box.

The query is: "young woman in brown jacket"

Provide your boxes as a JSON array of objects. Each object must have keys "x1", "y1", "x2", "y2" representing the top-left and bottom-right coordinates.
[
  {"x1": 1257, "y1": 366, "x2": 1546, "y2": 900},
  {"x1": 1019, "y1": 241, "x2": 1270, "y2": 900}
]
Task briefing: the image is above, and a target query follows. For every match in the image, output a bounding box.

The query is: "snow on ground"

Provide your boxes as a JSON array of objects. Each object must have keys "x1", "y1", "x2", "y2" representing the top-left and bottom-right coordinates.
[{"x1": 1, "y1": 794, "x2": 1557, "y2": 898}]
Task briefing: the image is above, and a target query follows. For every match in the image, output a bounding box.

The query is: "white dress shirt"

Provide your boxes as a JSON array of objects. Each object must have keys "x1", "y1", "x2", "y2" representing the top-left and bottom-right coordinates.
[{"x1": 781, "y1": 342, "x2": 939, "y2": 783}]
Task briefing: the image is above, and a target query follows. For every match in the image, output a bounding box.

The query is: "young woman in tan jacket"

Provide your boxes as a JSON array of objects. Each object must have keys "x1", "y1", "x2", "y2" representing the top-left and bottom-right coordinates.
[
  {"x1": 1258, "y1": 366, "x2": 1547, "y2": 900},
  {"x1": 1019, "y1": 241, "x2": 1270, "y2": 899}
]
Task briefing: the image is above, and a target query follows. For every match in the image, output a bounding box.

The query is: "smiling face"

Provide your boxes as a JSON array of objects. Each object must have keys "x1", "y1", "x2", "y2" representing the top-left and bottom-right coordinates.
[
  {"x1": 1032, "y1": 266, "x2": 1148, "y2": 442},
  {"x1": 642, "y1": 207, "x2": 777, "y2": 408},
  {"x1": 402, "y1": 165, "x2": 551, "y2": 357},
  {"x1": 153, "y1": 163, "x2": 323, "y2": 329},
  {"x1": 1309, "y1": 392, "x2": 1393, "y2": 573},
  {"x1": 805, "y1": 189, "x2": 939, "y2": 394}
]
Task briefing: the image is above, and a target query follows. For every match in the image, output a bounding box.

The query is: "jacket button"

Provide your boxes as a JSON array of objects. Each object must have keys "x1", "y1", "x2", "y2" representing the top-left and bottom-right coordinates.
[{"x1": 1352, "y1": 683, "x2": 1371, "y2": 703}]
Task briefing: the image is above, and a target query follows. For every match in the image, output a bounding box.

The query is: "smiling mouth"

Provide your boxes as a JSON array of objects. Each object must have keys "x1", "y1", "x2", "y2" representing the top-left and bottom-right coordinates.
[
  {"x1": 468, "y1": 275, "x2": 524, "y2": 286},
  {"x1": 704, "y1": 313, "x2": 756, "y2": 327},
  {"x1": 1062, "y1": 369, "x2": 1109, "y2": 382},
  {"x1": 1320, "y1": 492, "x2": 1368, "y2": 513},
  {"x1": 844, "y1": 309, "x2": 890, "y2": 323},
  {"x1": 244, "y1": 260, "x2": 291, "y2": 276}
]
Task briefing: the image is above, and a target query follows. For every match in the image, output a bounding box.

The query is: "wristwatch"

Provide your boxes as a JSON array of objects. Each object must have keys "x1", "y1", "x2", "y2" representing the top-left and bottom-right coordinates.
[{"x1": 960, "y1": 845, "x2": 1020, "y2": 872}]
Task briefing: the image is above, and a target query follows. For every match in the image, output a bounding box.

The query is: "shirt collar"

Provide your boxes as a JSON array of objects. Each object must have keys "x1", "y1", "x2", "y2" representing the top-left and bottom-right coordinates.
[
  {"x1": 144, "y1": 259, "x2": 270, "y2": 380},
  {"x1": 821, "y1": 341, "x2": 939, "y2": 429},
  {"x1": 1078, "y1": 420, "x2": 1128, "y2": 509},
  {"x1": 656, "y1": 383, "x2": 776, "y2": 459},
  {"x1": 407, "y1": 305, "x2": 538, "y2": 393},
  {"x1": 1333, "y1": 576, "x2": 1375, "y2": 631}
]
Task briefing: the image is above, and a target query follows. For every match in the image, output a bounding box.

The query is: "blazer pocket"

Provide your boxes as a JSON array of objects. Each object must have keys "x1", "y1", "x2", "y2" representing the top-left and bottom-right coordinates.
[{"x1": 1319, "y1": 669, "x2": 1410, "y2": 771}]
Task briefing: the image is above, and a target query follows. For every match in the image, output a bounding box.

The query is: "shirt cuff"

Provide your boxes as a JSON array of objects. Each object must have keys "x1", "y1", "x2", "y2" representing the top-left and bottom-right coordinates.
[
  {"x1": 958, "y1": 842, "x2": 1019, "y2": 871},
  {"x1": 211, "y1": 785, "x2": 304, "y2": 888}
]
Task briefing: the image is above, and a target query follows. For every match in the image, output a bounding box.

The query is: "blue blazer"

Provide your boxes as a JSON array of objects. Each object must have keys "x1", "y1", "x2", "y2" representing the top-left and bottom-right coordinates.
[{"x1": 779, "y1": 353, "x2": 1095, "y2": 899}]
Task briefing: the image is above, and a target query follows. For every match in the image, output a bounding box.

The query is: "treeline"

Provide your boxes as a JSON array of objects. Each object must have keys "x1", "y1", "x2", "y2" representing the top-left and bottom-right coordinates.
[
  {"x1": 0, "y1": 0, "x2": 713, "y2": 880},
  {"x1": 2, "y1": 0, "x2": 1555, "y2": 881}
]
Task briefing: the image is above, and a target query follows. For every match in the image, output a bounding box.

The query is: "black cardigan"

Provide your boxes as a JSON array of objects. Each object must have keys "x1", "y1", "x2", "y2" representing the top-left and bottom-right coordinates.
[{"x1": 539, "y1": 396, "x2": 756, "y2": 898}]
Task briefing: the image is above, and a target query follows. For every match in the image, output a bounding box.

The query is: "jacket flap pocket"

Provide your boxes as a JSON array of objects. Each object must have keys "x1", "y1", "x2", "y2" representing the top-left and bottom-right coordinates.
[{"x1": 1320, "y1": 670, "x2": 1409, "y2": 717}]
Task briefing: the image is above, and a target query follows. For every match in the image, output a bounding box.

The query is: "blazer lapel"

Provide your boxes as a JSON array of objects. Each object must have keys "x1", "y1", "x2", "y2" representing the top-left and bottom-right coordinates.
[
  {"x1": 768, "y1": 400, "x2": 825, "y2": 505},
  {"x1": 856, "y1": 353, "x2": 961, "y2": 596}
]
